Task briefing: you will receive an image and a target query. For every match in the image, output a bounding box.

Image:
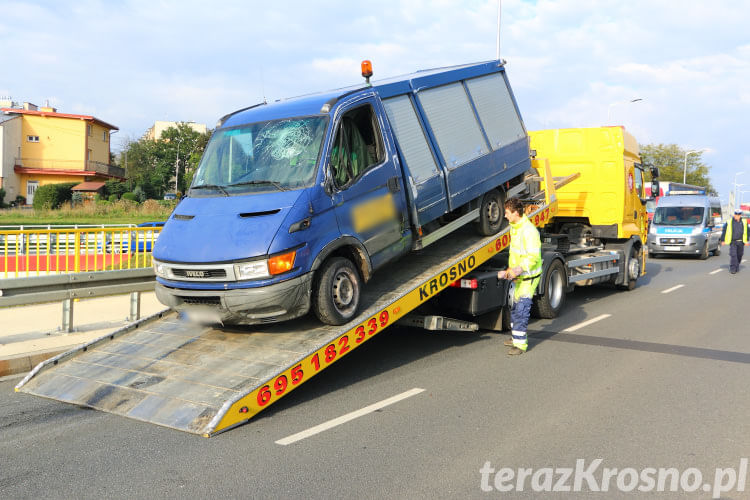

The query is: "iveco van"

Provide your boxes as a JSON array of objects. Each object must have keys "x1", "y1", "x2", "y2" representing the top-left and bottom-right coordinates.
[{"x1": 647, "y1": 194, "x2": 722, "y2": 258}]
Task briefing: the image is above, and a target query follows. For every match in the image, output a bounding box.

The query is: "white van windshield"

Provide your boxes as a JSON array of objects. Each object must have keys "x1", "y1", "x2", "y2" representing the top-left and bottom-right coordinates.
[
  {"x1": 653, "y1": 206, "x2": 705, "y2": 225},
  {"x1": 191, "y1": 116, "x2": 327, "y2": 194}
]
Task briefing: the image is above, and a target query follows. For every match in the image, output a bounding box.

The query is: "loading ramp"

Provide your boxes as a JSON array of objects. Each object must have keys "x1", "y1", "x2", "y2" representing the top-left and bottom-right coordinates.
[{"x1": 16, "y1": 164, "x2": 561, "y2": 437}]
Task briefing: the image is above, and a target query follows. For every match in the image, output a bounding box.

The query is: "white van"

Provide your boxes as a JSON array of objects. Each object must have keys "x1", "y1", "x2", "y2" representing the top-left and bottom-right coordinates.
[{"x1": 647, "y1": 194, "x2": 722, "y2": 258}]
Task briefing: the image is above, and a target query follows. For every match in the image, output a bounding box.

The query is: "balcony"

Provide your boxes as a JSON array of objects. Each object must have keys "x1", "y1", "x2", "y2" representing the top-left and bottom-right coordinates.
[{"x1": 14, "y1": 158, "x2": 125, "y2": 179}]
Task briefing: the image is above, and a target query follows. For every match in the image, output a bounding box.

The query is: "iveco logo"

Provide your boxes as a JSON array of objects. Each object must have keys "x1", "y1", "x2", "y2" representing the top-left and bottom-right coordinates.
[{"x1": 185, "y1": 270, "x2": 207, "y2": 278}]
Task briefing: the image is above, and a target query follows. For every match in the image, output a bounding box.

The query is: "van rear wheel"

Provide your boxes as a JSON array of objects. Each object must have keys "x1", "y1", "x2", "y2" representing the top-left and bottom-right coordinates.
[
  {"x1": 312, "y1": 257, "x2": 361, "y2": 325},
  {"x1": 476, "y1": 189, "x2": 506, "y2": 236}
]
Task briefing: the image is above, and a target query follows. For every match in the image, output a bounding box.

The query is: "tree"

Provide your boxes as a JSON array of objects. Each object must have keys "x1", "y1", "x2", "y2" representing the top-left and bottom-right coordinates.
[
  {"x1": 118, "y1": 123, "x2": 211, "y2": 198},
  {"x1": 639, "y1": 143, "x2": 716, "y2": 195}
]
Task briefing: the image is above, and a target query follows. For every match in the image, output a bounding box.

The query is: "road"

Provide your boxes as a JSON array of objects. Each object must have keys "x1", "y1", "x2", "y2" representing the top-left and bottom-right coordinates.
[{"x1": 2, "y1": 253, "x2": 749, "y2": 499}]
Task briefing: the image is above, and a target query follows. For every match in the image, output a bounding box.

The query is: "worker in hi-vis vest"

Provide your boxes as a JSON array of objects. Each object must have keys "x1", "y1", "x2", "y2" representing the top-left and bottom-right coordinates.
[
  {"x1": 497, "y1": 197, "x2": 542, "y2": 355},
  {"x1": 721, "y1": 209, "x2": 748, "y2": 274}
]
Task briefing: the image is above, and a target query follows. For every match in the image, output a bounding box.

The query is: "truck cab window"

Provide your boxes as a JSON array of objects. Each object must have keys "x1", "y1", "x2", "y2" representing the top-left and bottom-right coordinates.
[{"x1": 330, "y1": 105, "x2": 383, "y2": 188}]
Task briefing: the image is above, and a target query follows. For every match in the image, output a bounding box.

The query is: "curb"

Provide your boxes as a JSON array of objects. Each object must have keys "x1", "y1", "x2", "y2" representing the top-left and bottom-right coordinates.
[{"x1": 0, "y1": 347, "x2": 72, "y2": 378}]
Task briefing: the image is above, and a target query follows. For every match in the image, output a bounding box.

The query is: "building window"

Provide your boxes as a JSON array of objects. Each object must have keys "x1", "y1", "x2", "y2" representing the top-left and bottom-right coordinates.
[
  {"x1": 27, "y1": 135, "x2": 40, "y2": 142},
  {"x1": 103, "y1": 131, "x2": 108, "y2": 141},
  {"x1": 87, "y1": 124, "x2": 92, "y2": 136}
]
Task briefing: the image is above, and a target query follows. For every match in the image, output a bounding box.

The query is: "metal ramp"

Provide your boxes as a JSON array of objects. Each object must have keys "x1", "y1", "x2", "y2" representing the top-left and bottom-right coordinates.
[{"x1": 16, "y1": 164, "x2": 561, "y2": 436}]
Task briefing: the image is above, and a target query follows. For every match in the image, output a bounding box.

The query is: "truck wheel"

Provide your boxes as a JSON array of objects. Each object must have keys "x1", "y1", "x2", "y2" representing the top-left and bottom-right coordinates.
[
  {"x1": 312, "y1": 257, "x2": 361, "y2": 325},
  {"x1": 533, "y1": 259, "x2": 566, "y2": 319},
  {"x1": 619, "y1": 247, "x2": 640, "y2": 290},
  {"x1": 476, "y1": 189, "x2": 506, "y2": 236}
]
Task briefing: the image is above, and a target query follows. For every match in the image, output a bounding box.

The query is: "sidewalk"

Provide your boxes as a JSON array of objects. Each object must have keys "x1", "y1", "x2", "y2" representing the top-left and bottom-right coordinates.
[{"x1": 0, "y1": 292, "x2": 167, "y2": 378}]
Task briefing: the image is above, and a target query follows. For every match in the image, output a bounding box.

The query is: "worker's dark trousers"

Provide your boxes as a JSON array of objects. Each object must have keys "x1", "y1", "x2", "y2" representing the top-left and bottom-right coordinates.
[{"x1": 729, "y1": 241, "x2": 744, "y2": 273}]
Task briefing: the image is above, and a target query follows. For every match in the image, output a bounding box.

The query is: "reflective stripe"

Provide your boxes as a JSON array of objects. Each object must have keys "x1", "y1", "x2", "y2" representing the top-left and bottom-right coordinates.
[{"x1": 512, "y1": 341, "x2": 528, "y2": 351}]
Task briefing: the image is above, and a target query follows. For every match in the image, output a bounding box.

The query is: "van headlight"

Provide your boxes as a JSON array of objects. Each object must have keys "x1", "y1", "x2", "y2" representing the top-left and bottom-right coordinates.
[
  {"x1": 234, "y1": 260, "x2": 270, "y2": 280},
  {"x1": 153, "y1": 260, "x2": 168, "y2": 278}
]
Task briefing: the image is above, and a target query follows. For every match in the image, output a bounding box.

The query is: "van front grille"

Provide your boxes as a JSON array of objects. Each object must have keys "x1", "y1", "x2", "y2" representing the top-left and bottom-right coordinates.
[
  {"x1": 660, "y1": 238, "x2": 686, "y2": 245},
  {"x1": 179, "y1": 296, "x2": 221, "y2": 306},
  {"x1": 172, "y1": 268, "x2": 227, "y2": 279}
]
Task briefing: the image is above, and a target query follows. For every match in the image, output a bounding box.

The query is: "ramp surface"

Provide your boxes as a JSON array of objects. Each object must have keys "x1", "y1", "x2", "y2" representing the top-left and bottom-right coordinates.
[{"x1": 16, "y1": 198, "x2": 558, "y2": 436}]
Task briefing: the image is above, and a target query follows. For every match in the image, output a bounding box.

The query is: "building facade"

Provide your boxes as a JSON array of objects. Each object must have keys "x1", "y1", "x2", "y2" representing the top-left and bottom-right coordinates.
[
  {"x1": 144, "y1": 120, "x2": 207, "y2": 141},
  {"x1": 0, "y1": 103, "x2": 124, "y2": 204}
]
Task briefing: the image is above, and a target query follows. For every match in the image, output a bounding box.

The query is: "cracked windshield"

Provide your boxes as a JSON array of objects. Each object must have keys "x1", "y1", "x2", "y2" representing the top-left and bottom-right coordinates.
[{"x1": 191, "y1": 116, "x2": 327, "y2": 193}]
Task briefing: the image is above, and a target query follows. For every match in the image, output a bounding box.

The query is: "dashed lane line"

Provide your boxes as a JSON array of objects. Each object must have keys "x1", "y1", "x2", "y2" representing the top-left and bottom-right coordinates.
[
  {"x1": 276, "y1": 388, "x2": 425, "y2": 445},
  {"x1": 709, "y1": 269, "x2": 723, "y2": 275},
  {"x1": 561, "y1": 314, "x2": 611, "y2": 333},
  {"x1": 661, "y1": 284, "x2": 685, "y2": 294}
]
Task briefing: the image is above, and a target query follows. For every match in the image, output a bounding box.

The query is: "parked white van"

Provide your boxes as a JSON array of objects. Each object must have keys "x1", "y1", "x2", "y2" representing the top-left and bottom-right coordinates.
[{"x1": 647, "y1": 194, "x2": 722, "y2": 259}]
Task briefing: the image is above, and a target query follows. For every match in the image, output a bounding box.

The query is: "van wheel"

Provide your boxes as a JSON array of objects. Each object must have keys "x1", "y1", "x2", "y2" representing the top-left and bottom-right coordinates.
[
  {"x1": 476, "y1": 189, "x2": 506, "y2": 236},
  {"x1": 312, "y1": 257, "x2": 361, "y2": 325},
  {"x1": 699, "y1": 242, "x2": 709, "y2": 260},
  {"x1": 533, "y1": 259, "x2": 566, "y2": 318}
]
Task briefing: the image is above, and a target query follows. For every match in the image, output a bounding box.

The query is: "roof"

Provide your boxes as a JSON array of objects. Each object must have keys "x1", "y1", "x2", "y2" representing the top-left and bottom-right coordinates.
[
  {"x1": 72, "y1": 181, "x2": 106, "y2": 191},
  {"x1": 0, "y1": 108, "x2": 118, "y2": 130},
  {"x1": 222, "y1": 59, "x2": 505, "y2": 128}
]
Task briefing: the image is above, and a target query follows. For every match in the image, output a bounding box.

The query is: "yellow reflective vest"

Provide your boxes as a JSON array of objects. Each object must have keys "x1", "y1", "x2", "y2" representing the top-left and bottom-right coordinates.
[
  {"x1": 724, "y1": 218, "x2": 748, "y2": 244},
  {"x1": 509, "y1": 215, "x2": 542, "y2": 300}
]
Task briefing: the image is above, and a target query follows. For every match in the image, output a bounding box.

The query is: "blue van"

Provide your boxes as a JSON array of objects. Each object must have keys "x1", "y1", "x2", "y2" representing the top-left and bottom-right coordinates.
[{"x1": 152, "y1": 60, "x2": 533, "y2": 325}]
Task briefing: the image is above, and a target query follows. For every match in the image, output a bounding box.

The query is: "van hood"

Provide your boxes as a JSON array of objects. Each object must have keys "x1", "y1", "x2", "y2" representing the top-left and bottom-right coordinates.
[{"x1": 154, "y1": 190, "x2": 304, "y2": 263}]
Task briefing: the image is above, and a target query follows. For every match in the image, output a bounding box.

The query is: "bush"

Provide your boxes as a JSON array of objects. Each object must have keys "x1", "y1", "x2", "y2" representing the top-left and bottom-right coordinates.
[
  {"x1": 108, "y1": 194, "x2": 118, "y2": 202},
  {"x1": 122, "y1": 192, "x2": 137, "y2": 202},
  {"x1": 133, "y1": 185, "x2": 146, "y2": 203},
  {"x1": 15, "y1": 195, "x2": 26, "y2": 206},
  {"x1": 71, "y1": 191, "x2": 84, "y2": 206},
  {"x1": 0, "y1": 188, "x2": 5, "y2": 208},
  {"x1": 104, "y1": 179, "x2": 127, "y2": 199},
  {"x1": 32, "y1": 182, "x2": 77, "y2": 210}
]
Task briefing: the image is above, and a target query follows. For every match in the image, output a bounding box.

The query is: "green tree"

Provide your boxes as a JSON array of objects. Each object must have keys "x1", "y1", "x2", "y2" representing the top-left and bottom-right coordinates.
[
  {"x1": 118, "y1": 123, "x2": 211, "y2": 197},
  {"x1": 639, "y1": 143, "x2": 716, "y2": 195}
]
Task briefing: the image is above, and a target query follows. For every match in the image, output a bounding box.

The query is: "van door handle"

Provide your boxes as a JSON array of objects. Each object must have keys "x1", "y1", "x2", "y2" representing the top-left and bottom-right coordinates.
[{"x1": 387, "y1": 176, "x2": 400, "y2": 193}]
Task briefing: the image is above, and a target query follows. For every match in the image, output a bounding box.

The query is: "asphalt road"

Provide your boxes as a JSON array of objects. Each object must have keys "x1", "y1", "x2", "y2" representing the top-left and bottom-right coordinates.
[{"x1": 2, "y1": 252, "x2": 749, "y2": 499}]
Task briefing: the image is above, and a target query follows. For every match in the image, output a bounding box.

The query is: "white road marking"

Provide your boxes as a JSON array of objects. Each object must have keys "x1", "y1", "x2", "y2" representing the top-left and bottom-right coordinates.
[
  {"x1": 276, "y1": 388, "x2": 425, "y2": 445},
  {"x1": 661, "y1": 284, "x2": 685, "y2": 294},
  {"x1": 562, "y1": 314, "x2": 611, "y2": 333},
  {"x1": 709, "y1": 269, "x2": 723, "y2": 275}
]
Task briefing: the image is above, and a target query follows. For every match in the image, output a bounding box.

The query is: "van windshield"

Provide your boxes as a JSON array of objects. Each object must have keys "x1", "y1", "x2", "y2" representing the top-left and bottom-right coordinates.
[
  {"x1": 191, "y1": 116, "x2": 327, "y2": 194},
  {"x1": 653, "y1": 206, "x2": 705, "y2": 225}
]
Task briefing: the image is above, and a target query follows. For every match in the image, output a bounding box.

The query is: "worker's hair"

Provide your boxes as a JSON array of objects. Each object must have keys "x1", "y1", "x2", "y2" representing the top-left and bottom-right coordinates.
[{"x1": 504, "y1": 197, "x2": 525, "y2": 216}]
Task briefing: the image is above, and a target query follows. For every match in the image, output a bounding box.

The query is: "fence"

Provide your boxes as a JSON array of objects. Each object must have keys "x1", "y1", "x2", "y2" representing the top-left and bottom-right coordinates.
[{"x1": 0, "y1": 225, "x2": 162, "y2": 278}]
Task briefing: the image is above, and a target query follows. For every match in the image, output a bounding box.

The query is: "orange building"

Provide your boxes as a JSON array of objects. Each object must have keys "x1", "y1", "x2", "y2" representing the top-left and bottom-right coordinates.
[{"x1": 0, "y1": 104, "x2": 124, "y2": 205}]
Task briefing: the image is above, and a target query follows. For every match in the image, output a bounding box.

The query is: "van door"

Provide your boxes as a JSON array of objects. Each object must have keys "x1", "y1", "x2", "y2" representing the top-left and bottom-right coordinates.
[{"x1": 328, "y1": 98, "x2": 409, "y2": 269}]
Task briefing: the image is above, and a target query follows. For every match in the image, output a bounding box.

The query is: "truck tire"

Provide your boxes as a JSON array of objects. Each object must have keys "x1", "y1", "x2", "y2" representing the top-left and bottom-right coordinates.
[
  {"x1": 619, "y1": 247, "x2": 640, "y2": 290},
  {"x1": 312, "y1": 257, "x2": 361, "y2": 325},
  {"x1": 533, "y1": 259, "x2": 566, "y2": 319},
  {"x1": 476, "y1": 189, "x2": 506, "y2": 236}
]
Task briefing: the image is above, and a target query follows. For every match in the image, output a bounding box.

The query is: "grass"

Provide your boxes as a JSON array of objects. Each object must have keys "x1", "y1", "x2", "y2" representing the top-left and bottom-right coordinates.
[{"x1": 0, "y1": 199, "x2": 176, "y2": 226}]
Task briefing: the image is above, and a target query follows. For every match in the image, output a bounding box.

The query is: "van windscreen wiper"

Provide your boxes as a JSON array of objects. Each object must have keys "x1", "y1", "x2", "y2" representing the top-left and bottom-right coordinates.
[
  {"x1": 190, "y1": 184, "x2": 229, "y2": 196},
  {"x1": 226, "y1": 180, "x2": 288, "y2": 192}
]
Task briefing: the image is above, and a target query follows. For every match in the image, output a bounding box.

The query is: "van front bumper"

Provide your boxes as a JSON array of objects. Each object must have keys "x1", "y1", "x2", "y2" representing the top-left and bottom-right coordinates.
[
  {"x1": 155, "y1": 273, "x2": 313, "y2": 325},
  {"x1": 648, "y1": 233, "x2": 707, "y2": 254}
]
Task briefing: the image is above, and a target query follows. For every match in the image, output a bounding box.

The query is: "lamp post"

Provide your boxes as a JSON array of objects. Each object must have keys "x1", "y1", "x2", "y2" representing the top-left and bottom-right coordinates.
[
  {"x1": 682, "y1": 149, "x2": 706, "y2": 184},
  {"x1": 174, "y1": 134, "x2": 185, "y2": 194},
  {"x1": 733, "y1": 171, "x2": 745, "y2": 211},
  {"x1": 607, "y1": 98, "x2": 643, "y2": 123}
]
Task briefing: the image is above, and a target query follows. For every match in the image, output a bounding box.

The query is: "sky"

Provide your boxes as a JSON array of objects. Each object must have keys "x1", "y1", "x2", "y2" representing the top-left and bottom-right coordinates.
[{"x1": 2, "y1": 0, "x2": 748, "y2": 203}]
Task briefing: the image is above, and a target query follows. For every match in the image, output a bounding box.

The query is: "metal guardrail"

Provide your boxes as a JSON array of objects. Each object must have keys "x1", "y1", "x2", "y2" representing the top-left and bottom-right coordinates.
[
  {"x1": 0, "y1": 225, "x2": 161, "y2": 278},
  {"x1": 0, "y1": 268, "x2": 157, "y2": 332}
]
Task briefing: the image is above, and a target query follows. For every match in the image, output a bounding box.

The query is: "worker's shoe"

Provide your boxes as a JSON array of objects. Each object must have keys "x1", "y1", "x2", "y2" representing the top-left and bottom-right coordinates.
[
  {"x1": 503, "y1": 338, "x2": 514, "y2": 346},
  {"x1": 507, "y1": 346, "x2": 526, "y2": 356}
]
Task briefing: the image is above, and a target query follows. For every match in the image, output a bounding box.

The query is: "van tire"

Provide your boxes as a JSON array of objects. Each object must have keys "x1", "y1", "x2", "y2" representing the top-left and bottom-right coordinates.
[
  {"x1": 312, "y1": 257, "x2": 361, "y2": 325},
  {"x1": 476, "y1": 189, "x2": 506, "y2": 236},
  {"x1": 699, "y1": 242, "x2": 709, "y2": 260},
  {"x1": 533, "y1": 259, "x2": 566, "y2": 318}
]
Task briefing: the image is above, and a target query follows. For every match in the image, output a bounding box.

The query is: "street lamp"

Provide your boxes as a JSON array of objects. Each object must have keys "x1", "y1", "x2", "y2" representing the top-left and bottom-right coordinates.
[
  {"x1": 607, "y1": 98, "x2": 643, "y2": 123},
  {"x1": 733, "y1": 171, "x2": 745, "y2": 211},
  {"x1": 683, "y1": 149, "x2": 707, "y2": 184}
]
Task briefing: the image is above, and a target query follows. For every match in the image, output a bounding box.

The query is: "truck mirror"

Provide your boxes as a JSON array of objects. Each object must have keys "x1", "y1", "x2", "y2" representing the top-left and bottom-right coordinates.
[
  {"x1": 650, "y1": 166, "x2": 660, "y2": 178},
  {"x1": 650, "y1": 181, "x2": 659, "y2": 198}
]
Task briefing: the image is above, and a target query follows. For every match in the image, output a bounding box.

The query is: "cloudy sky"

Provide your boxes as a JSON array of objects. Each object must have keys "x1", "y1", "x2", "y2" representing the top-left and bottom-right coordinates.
[{"x1": 2, "y1": 0, "x2": 748, "y2": 202}]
